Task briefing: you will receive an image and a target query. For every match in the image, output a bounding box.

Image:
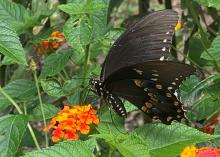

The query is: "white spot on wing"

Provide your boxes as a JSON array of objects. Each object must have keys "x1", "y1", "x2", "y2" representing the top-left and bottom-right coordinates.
[
  {"x1": 162, "y1": 47, "x2": 166, "y2": 52},
  {"x1": 163, "y1": 39, "x2": 167, "y2": 43},
  {"x1": 160, "y1": 56, "x2": 165, "y2": 61},
  {"x1": 152, "y1": 73, "x2": 159, "y2": 77},
  {"x1": 151, "y1": 78, "x2": 158, "y2": 81},
  {"x1": 133, "y1": 68, "x2": 143, "y2": 75}
]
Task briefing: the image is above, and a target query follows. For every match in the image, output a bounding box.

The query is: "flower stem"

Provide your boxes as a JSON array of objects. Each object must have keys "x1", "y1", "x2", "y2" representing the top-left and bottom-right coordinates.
[
  {"x1": 33, "y1": 70, "x2": 49, "y2": 147},
  {"x1": 83, "y1": 44, "x2": 91, "y2": 85},
  {"x1": 0, "y1": 86, "x2": 41, "y2": 150},
  {"x1": 81, "y1": 44, "x2": 91, "y2": 103}
]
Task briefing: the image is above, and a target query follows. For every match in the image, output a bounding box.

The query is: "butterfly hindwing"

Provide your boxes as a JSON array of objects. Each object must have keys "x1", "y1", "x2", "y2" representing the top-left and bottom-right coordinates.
[{"x1": 106, "y1": 79, "x2": 184, "y2": 124}]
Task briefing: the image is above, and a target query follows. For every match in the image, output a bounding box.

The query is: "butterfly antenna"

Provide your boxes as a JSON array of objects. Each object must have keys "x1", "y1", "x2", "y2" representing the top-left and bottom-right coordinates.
[{"x1": 109, "y1": 106, "x2": 127, "y2": 135}]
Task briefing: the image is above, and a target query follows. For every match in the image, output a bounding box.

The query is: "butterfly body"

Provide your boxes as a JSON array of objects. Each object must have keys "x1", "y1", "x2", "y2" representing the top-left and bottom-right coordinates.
[{"x1": 90, "y1": 10, "x2": 198, "y2": 124}]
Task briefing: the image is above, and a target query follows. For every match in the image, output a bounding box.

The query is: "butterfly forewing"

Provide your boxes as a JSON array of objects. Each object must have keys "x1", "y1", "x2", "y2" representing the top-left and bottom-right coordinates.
[{"x1": 102, "y1": 10, "x2": 179, "y2": 80}]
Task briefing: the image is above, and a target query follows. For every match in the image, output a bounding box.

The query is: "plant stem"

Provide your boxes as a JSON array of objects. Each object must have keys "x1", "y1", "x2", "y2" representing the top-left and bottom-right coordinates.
[
  {"x1": 0, "y1": 86, "x2": 41, "y2": 150},
  {"x1": 33, "y1": 70, "x2": 49, "y2": 147},
  {"x1": 80, "y1": 44, "x2": 91, "y2": 103},
  {"x1": 63, "y1": 68, "x2": 70, "y2": 80},
  {"x1": 83, "y1": 44, "x2": 91, "y2": 86}
]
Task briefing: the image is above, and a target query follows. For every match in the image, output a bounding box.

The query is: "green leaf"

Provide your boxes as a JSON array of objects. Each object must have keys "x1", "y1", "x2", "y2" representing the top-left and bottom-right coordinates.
[
  {"x1": 0, "y1": 0, "x2": 31, "y2": 33},
  {"x1": 23, "y1": 140, "x2": 96, "y2": 157},
  {"x1": 58, "y1": 1, "x2": 106, "y2": 15},
  {"x1": 41, "y1": 80, "x2": 65, "y2": 97},
  {"x1": 0, "y1": 79, "x2": 37, "y2": 110},
  {"x1": 0, "y1": 22, "x2": 27, "y2": 65},
  {"x1": 194, "y1": 0, "x2": 220, "y2": 9},
  {"x1": 63, "y1": 16, "x2": 92, "y2": 51},
  {"x1": 95, "y1": 116, "x2": 150, "y2": 157},
  {"x1": 40, "y1": 52, "x2": 71, "y2": 78},
  {"x1": 201, "y1": 35, "x2": 220, "y2": 61},
  {"x1": 124, "y1": 101, "x2": 138, "y2": 112},
  {"x1": 188, "y1": 36, "x2": 209, "y2": 66},
  {"x1": 115, "y1": 135, "x2": 150, "y2": 157},
  {"x1": 135, "y1": 122, "x2": 220, "y2": 157},
  {"x1": 186, "y1": 95, "x2": 220, "y2": 121},
  {"x1": 180, "y1": 73, "x2": 220, "y2": 104},
  {"x1": 63, "y1": 79, "x2": 82, "y2": 95},
  {"x1": 179, "y1": 75, "x2": 200, "y2": 103},
  {"x1": 0, "y1": 115, "x2": 28, "y2": 157},
  {"x1": 1, "y1": 56, "x2": 15, "y2": 65},
  {"x1": 28, "y1": 104, "x2": 59, "y2": 121}
]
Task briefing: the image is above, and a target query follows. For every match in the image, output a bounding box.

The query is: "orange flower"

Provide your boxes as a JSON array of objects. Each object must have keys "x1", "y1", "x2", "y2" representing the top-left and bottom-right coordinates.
[
  {"x1": 44, "y1": 104, "x2": 99, "y2": 142},
  {"x1": 41, "y1": 40, "x2": 50, "y2": 51},
  {"x1": 51, "y1": 31, "x2": 64, "y2": 40},
  {"x1": 180, "y1": 146, "x2": 220, "y2": 157}
]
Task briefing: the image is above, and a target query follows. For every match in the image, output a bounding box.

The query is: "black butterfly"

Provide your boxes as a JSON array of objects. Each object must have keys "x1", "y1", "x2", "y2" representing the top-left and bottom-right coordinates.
[{"x1": 90, "y1": 10, "x2": 197, "y2": 125}]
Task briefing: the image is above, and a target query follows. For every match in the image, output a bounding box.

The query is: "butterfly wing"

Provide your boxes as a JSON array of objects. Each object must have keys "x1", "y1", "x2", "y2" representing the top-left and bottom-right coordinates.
[
  {"x1": 106, "y1": 78, "x2": 184, "y2": 124},
  {"x1": 102, "y1": 10, "x2": 179, "y2": 80},
  {"x1": 104, "y1": 61, "x2": 197, "y2": 93},
  {"x1": 103, "y1": 61, "x2": 197, "y2": 124}
]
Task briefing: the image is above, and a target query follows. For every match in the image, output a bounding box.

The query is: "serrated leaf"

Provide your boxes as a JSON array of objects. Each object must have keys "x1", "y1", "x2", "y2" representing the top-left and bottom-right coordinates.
[
  {"x1": 0, "y1": 79, "x2": 37, "y2": 110},
  {"x1": 62, "y1": 79, "x2": 82, "y2": 95},
  {"x1": 0, "y1": 115, "x2": 28, "y2": 157},
  {"x1": 180, "y1": 75, "x2": 200, "y2": 103},
  {"x1": 40, "y1": 52, "x2": 71, "y2": 78},
  {"x1": 201, "y1": 35, "x2": 220, "y2": 61},
  {"x1": 23, "y1": 140, "x2": 96, "y2": 157},
  {"x1": 0, "y1": 0, "x2": 31, "y2": 33},
  {"x1": 135, "y1": 122, "x2": 220, "y2": 157},
  {"x1": 186, "y1": 95, "x2": 220, "y2": 121},
  {"x1": 95, "y1": 124, "x2": 150, "y2": 157},
  {"x1": 41, "y1": 80, "x2": 65, "y2": 97},
  {"x1": 28, "y1": 104, "x2": 59, "y2": 121},
  {"x1": 0, "y1": 22, "x2": 27, "y2": 65},
  {"x1": 116, "y1": 135, "x2": 150, "y2": 157},
  {"x1": 180, "y1": 73, "x2": 220, "y2": 104},
  {"x1": 63, "y1": 16, "x2": 92, "y2": 51},
  {"x1": 59, "y1": 1, "x2": 106, "y2": 15}
]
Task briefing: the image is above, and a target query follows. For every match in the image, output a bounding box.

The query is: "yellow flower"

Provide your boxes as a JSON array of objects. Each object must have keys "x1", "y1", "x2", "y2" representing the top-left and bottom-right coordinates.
[
  {"x1": 180, "y1": 146, "x2": 197, "y2": 157},
  {"x1": 175, "y1": 21, "x2": 181, "y2": 31}
]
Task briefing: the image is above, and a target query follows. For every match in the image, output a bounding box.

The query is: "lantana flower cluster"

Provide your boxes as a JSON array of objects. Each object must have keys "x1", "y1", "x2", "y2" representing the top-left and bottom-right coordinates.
[
  {"x1": 44, "y1": 104, "x2": 99, "y2": 142},
  {"x1": 34, "y1": 31, "x2": 65, "y2": 57},
  {"x1": 180, "y1": 146, "x2": 220, "y2": 157}
]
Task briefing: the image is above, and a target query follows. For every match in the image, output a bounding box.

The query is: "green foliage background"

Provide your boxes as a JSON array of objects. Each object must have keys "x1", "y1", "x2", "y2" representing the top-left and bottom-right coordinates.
[{"x1": 1, "y1": 0, "x2": 220, "y2": 157}]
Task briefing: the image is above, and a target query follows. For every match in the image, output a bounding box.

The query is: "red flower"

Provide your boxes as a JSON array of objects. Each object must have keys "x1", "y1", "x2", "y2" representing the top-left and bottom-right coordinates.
[
  {"x1": 180, "y1": 146, "x2": 220, "y2": 157},
  {"x1": 197, "y1": 147, "x2": 220, "y2": 157},
  {"x1": 41, "y1": 40, "x2": 50, "y2": 51},
  {"x1": 51, "y1": 41, "x2": 59, "y2": 49}
]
